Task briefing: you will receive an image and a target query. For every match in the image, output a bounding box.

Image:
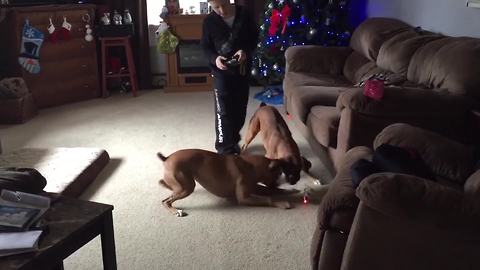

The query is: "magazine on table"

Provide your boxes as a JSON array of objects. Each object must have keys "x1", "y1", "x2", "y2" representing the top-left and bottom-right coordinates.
[
  {"x1": 0, "y1": 190, "x2": 50, "y2": 231},
  {"x1": 0, "y1": 204, "x2": 40, "y2": 231},
  {"x1": 0, "y1": 230, "x2": 43, "y2": 257},
  {"x1": 0, "y1": 190, "x2": 50, "y2": 257}
]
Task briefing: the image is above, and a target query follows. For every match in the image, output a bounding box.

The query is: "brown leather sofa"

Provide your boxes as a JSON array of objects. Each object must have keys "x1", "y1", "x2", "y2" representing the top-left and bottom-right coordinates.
[
  {"x1": 311, "y1": 123, "x2": 480, "y2": 270},
  {"x1": 283, "y1": 17, "x2": 480, "y2": 175}
]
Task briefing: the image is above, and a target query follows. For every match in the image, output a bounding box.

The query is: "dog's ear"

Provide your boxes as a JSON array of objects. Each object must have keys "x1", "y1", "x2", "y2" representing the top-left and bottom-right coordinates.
[{"x1": 301, "y1": 156, "x2": 312, "y2": 171}]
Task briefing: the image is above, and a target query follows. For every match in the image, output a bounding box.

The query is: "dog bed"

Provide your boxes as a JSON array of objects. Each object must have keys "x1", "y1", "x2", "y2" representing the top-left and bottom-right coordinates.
[{"x1": 0, "y1": 147, "x2": 110, "y2": 197}]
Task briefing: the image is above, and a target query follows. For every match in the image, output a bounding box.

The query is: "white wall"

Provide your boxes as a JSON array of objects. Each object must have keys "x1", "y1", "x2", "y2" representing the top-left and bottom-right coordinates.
[{"x1": 367, "y1": 0, "x2": 480, "y2": 38}]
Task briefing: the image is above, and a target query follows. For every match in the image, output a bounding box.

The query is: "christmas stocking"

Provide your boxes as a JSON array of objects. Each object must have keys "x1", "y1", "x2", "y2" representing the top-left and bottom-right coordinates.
[
  {"x1": 18, "y1": 21, "x2": 44, "y2": 74},
  {"x1": 58, "y1": 17, "x2": 72, "y2": 41}
]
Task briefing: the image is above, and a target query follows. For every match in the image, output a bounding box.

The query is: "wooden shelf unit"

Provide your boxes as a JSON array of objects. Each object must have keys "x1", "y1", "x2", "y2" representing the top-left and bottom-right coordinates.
[{"x1": 164, "y1": 14, "x2": 213, "y2": 93}]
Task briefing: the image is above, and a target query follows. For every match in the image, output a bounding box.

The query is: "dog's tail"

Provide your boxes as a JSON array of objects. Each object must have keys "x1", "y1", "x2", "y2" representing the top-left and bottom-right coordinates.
[
  {"x1": 260, "y1": 102, "x2": 267, "y2": 107},
  {"x1": 157, "y1": 152, "x2": 168, "y2": 162}
]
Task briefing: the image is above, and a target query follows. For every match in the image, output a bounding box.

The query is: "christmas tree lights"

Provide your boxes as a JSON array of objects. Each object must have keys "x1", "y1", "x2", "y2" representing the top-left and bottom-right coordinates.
[{"x1": 252, "y1": 0, "x2": 351, "y2": 86}]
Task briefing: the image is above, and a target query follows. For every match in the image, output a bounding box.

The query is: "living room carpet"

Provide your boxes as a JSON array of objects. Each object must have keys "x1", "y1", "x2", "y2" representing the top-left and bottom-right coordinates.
[{"x1": 0, "y1": 88, "x2": 331, "y2": 270}]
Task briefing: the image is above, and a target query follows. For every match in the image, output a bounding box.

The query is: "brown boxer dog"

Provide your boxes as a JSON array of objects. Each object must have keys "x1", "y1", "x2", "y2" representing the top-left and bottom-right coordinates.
[
  {"x1": 157, "y1": 149, "x2": 292, "y2": 217},
  {"x1": 242, "y1": 103, "x2": 313, "y2": 184}
]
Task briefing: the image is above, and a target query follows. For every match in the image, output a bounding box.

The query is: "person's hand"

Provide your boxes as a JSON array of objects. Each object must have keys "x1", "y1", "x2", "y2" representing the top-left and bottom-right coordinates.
[
  {"x1": 215, "y1": 56, "x2": 228, "y2": 70},
  {"x1": 233, "y1": 50, "x2": 246, "y2": 63}
]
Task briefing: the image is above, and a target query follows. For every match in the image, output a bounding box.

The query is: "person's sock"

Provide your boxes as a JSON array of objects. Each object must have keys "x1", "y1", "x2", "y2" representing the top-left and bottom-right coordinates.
[{"x1": 18, "y1": 21, "x2": 44, "y2": 74}]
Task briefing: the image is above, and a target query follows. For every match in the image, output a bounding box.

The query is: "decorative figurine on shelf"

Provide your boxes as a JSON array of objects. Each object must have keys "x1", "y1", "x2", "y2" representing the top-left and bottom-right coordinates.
[
  {"x1": 200, "y1": 2, "x2": 208, "y2": 14},
  {"x1": 123, "y1": 9, "x2": 133, "y2": 24},
  {"x1": 101, "y1": 12, "x2": 111, "y2": 25},
  {"x1": 113, "y1": 10, "x2": 122, "y2": 25},
  {"x1": 82, "y1": 13, "x2": 94, "y2": 42},
  {"x1": 160, "y1": 6, "x2": 169, "y2": 20},
  {"x1": 189, "y1": 5, "x2": 196, "y2": 14}
]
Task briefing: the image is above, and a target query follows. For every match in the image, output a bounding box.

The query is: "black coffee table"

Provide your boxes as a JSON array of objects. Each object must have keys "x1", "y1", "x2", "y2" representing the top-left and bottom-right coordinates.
[{"x1": 0, "y1": 196, "x2": 116, "y2": 270}]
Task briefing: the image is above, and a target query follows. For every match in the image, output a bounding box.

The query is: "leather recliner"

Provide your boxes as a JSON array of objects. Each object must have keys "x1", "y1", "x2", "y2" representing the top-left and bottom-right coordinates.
[{"x1": 311, "y1": 123, "x2": 480, "y2": 270}]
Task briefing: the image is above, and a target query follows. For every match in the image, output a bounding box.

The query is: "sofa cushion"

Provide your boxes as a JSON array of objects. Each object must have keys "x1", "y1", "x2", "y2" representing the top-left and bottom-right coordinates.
[
  {"x1": 286, "y1": 86, "x2": 350, "y2": 123},
  {"x1": 0, "y1": 147, "x2": 110, "y2": 197},
  {"x1": 307, "y1": 106, "x2": 340, "y2": 148},
  {"x1": 284, "y1": 72, "x2": 351, "y2": 89},
  {"x1": 343, "y1": 51, "x2": 371, "y2": 84},
  {"x1": 349, "y1": 17, "x2": 411, "y2": 61},
  {"x1": 377, "y1": 30, "x2": 444, "y2": 74},
  {"x1": 374, "y1": 123, "x2": 476, "y2": 184},
  {"x1": 407, "y1": 37, "x2": 480, "y2": 99}
]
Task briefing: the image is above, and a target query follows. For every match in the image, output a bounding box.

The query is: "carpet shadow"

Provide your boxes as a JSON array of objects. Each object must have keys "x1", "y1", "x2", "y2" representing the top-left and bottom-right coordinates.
[{"x1": 80, "y1": 158, "x2": 123, "y2": 200}]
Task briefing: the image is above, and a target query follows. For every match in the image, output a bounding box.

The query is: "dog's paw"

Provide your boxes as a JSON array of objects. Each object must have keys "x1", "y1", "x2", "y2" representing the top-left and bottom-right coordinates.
[
  {"x1": 241, "y1": 144, "x2": 247, "y2": 151},
  {"x1": 273, "y1": 201, "x2": 292, "y2": 209}
]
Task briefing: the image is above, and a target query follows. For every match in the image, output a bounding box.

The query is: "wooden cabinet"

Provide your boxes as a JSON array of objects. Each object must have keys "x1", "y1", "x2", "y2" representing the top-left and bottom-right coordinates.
[
  {"x1": 164, "y1": 15, "x2": 213, "y2": 93},
  {"x1": 0, "y1": 4, "x2": 100, "y2": 108}
]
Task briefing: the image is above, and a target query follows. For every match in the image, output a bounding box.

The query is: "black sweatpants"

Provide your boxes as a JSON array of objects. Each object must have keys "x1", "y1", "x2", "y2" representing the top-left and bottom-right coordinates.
[{"x1": 213, "y1": 72, "x2": 249, "y2": 154}]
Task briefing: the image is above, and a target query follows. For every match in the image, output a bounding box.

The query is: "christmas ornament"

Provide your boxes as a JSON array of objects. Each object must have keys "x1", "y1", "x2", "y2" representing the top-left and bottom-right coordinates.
[
  {"x1": 84, "y1": 25, "x2": 93, "y2": 42},
  {"x1": 268, "y1": 3, "x2": 274, "y2": 9},
  {"x1": 18, "y1": 20, "x2": 44, "y2": 74},
  {"x1": 280, "y1": 45, "x2": 285, "y2": 51},
  {"x1": 268, "y1": 5, "x2": 291, "y2": 37},
  {"x1": 307, "y1": 27, "x2": 317, "y2": 40},
  {"x1": 273, "y1": 63, "x2": 279, "y2": 71},
  {"x1": 251, "y1": 68, "x2": 258, "y2": 77},
  {"x1": 293, "y1": 0, "x2": 299, "y2": 4},
  {"x1": 257, "y1": 42, "x2": 262, "y2": 48},
  {"x1": 83, "y1": 13, "x2": 94, "y2": 42},
  {"x1": 260, "y1": 24, "x2": 265, "y2": 31}
]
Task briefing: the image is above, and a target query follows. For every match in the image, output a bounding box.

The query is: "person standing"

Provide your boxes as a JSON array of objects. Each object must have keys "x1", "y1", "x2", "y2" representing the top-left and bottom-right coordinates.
[{"x1": 201, "y1": 0, "x2": 259, "y2": 154}]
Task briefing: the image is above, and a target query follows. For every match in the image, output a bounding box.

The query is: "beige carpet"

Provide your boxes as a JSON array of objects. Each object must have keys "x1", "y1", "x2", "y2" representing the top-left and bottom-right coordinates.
[{"x1": 0, "y1": 88, "x2": 331, "y2": 270}]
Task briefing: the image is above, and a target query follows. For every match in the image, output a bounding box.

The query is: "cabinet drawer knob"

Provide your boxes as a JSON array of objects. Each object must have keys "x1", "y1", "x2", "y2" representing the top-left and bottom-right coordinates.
[{"x1": 82, "y1": 64, "x2": 88, "y2": 68}]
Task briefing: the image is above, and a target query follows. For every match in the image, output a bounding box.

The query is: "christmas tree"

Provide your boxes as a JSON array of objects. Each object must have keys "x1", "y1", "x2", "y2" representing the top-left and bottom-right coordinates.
[{"x1": 252, "y1": 0, "x2": 351, "y2": 86}]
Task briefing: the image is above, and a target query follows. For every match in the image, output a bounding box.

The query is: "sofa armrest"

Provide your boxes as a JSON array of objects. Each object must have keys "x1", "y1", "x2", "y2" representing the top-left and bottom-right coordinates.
[
  {"x1": 318, "y1": 146, "x2": 372, "y2": 231},
  {"x1": 356, "y1": 173, "x2": 480, "y2": 234},
  {"x1": 341, "y1": 201, "x2": 480, "y2": 270},
  {"x1": 374, "y1": 123, "x2": 476, "y2": 183},
  {"x1": 285, "y1": 45, "x2": 352, "y2": 75},
  {"x1": 336, "y1": 87, "x2": 476, "y2": 116}
]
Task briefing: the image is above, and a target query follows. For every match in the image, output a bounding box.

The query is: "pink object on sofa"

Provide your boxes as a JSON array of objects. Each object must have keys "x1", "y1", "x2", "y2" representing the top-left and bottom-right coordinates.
[{"x1": 363, "y1": 79, "x2": 384, "y2": 101}]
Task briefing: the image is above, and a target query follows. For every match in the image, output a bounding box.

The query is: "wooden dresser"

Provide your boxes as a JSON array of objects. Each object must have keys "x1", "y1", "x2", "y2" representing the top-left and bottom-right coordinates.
[{"x1": 0, "y1": 4, "x2": 99, "y2": 108}]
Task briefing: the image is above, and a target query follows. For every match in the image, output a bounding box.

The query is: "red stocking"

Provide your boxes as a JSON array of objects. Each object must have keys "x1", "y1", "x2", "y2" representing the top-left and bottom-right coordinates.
[{"x1": 59, "y1": 17, "x2": 72, "y2": 41}]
